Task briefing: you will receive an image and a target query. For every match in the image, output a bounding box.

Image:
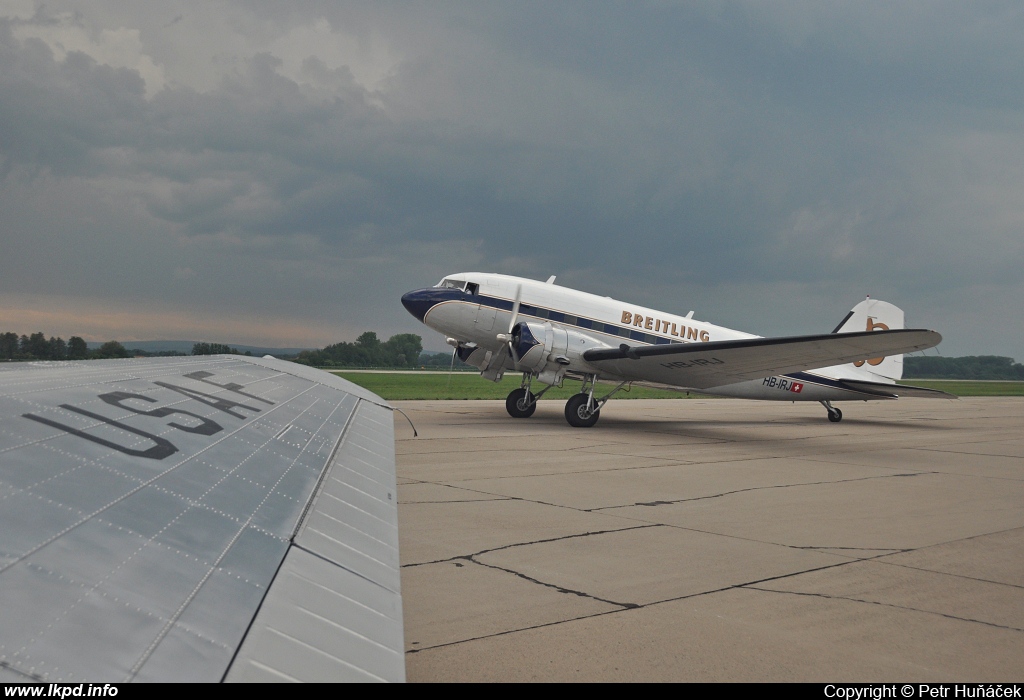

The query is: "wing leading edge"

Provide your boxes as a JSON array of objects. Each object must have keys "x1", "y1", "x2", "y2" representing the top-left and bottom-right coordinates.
[
  {"x1": 582, "y1": 328, "x2": 942, "y2": 389},
  {"x1": 0, "y1": 355, "x2": 403, "y2": 683}
]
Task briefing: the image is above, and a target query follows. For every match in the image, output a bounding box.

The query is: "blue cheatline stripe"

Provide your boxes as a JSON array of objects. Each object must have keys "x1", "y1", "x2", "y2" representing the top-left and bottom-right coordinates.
[
  {"x1": 468, "y1": 293, "x2": 689, "y2": 347},
  {"x1": 784, "y1": 371, "x2": 891, "y2": 396}
]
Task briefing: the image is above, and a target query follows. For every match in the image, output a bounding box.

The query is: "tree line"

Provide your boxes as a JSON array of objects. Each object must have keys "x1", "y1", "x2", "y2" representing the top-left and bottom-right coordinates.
[
  {"x1": 8, "y1": 328, "x2": 1018, "y2": 379},
  {"x1": 0, "y1": 332, "x2": 253, "y2": 360},
  {"x1": 904, "y1": 355, "x2": 1024, "y2": 380},
  {"x1": 293, "y1": 332, "x2": 425, "y2": 368},
  {"x1": 1, "y1": 332, "x2": 90, "y2": 360}
]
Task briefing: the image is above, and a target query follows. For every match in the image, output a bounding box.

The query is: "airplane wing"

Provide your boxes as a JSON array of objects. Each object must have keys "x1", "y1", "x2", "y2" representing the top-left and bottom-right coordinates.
[
  {"x1": 0, "y1": 356, "x2": 404, "y2": 683},
  {"x1": 582, "y1": 328, "x2": 942, "y2": 390},
  {"x1": 834, "y1": 379, "x2": 957, "y2": 399}
]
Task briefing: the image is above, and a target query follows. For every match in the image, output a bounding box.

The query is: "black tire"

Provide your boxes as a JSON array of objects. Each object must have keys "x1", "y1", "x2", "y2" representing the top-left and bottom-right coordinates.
[
  {"x1": 564, "y1": 393, "x2": 600, "y2": 428},
  {"x1": 827, "y1": 407, "x2": 843, "y2": 423},
  {"x1": 506, "y1": 388, "x2": 537, "y2": 418}
]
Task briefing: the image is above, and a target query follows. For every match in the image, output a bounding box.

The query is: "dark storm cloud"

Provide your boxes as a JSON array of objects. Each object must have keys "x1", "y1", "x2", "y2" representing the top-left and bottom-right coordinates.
[{"x1": 0, "y1": 2, "x2": 1021, "y2": 355}]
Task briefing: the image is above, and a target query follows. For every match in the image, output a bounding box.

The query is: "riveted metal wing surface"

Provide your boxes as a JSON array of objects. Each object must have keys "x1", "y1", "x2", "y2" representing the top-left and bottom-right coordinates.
[{"x1": 0, "y1": 356, "x2": 403, "y2": 683}]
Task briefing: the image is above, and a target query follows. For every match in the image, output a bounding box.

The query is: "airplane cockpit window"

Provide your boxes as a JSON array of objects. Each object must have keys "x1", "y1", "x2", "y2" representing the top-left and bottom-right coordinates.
[
  {"x1": 437, "y1": 278, "x2": 468, "y2": 290},
  {"x1": 465, "y1": 283, "x2": 479, "y2": 295}
]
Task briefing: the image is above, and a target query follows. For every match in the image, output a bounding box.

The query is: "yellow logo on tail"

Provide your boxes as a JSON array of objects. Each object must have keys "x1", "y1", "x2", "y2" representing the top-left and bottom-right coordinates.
[{"x1": 854, "y1": 317, "x2": 889, "y2": 367}]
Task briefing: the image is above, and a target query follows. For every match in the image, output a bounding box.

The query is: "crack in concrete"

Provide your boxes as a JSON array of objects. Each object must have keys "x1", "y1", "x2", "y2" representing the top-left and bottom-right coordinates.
[
  {"x1": 405, "y1": 557, "x2": 862, "y2": 654},
  {"x1": 794, "y1": 546, "x2": 907, "y2": 552},
  {"x1": 590, "y1": 472, "x2": 924, "y2": 511},
  {"x1": 402, "y1": 524, "x2": 659, "y2": 569},
  {"x1": 878, "y1": 560, "x2": 1024, "y2": 591},
  {"x1": 746, "y1": 586, "x2": 1024, "y2": 633},
  {"x1": 469, "y1": 556, "x2": 638, "y2": 609},
  {"x1": 401, "y1": 497, "x2": 511, "y2": 504},
  {"x1": 405, "y1": 605, "x2": 626, "y2": 654}
]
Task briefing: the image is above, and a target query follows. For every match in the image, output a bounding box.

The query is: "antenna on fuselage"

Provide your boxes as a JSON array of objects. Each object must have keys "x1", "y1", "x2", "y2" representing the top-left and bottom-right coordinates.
[{"x1": 545, "y1": 275, "x2": 556, "y2": 284}]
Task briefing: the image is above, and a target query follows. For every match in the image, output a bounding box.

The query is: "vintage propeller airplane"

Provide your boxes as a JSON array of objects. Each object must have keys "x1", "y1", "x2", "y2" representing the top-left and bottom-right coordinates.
[{"x1": 401, "y1": 273, "x2": 951, "y2": 428}]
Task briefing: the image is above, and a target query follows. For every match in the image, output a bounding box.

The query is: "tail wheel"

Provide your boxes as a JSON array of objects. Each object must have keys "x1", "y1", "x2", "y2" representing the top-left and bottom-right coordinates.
[
  {"x1": 506, "y1": 388, "x2": 537, "y2": 418},
  {"x1": 564, "y1": 393, "x2": 600, "y2": 428},
  {"x1": 827, "y1": 407, "x2": 843, "y2": 423}
]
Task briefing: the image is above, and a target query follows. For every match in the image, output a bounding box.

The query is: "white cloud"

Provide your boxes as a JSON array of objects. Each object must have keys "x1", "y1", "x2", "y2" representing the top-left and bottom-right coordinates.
[
  {"x1": 0, "y1": 0, "x2": 34, "y2": 21},
  {"x1": 13, "y1": 14, "x2": 167, "y2": 97},
  {"x1": 269, "y1": 17, "x2": 399, "y2": 95}
]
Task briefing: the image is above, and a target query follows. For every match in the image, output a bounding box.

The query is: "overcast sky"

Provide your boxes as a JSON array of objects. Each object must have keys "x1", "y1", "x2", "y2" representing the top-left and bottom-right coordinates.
[{"x1": 1, "y1": 1, "x2": 1021, "y2": 358}]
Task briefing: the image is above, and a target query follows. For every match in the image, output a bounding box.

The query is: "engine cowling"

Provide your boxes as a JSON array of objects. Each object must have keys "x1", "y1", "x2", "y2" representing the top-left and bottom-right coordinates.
[
  {"x1": 509, "y1": 322, "x2": 613, "y2": 385},
  {"x1": 510, "y1": 322, "x2": 554, "y2": 372}
]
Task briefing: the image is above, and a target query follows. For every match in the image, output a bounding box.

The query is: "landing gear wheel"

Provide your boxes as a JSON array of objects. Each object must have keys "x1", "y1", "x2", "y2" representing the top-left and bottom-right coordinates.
[
  {"x1": 827, "y1": 407, "x2": 843, "y2": 423},
  {"x1": 564, "y1": 393, "x2": 600, "y2": 428},
  {"x1": 506, "y1": 388, "x2": 537, "y2": 418}
]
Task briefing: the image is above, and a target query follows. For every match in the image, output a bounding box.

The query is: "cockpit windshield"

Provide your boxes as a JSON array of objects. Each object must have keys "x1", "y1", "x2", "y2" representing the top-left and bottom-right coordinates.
[
  {"x1": 435, "y1": 278, "x2": 478, "y2": 294},
  {"x1": 438, "y1": 278, "x2": 467, "y2": 290}
]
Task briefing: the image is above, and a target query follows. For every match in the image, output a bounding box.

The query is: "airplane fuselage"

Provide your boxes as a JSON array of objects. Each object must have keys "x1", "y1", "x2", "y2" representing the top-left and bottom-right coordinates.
[{"x1": 402, "y1": 273, "x2": 896, "y2": 409}]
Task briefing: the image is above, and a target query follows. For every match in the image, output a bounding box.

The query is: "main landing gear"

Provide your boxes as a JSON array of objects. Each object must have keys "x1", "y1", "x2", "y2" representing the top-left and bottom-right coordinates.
[
  {"x1": 821, "y1": 400, "x2": 843, "y2": 423},
  {"x1": 505, "y1": 387, "x2": 537, "y2": 418},
  {"x1": 564, "y1": 392, "x2": 599, "y2": 428},
  {"x1": 564, "y1": 376, "x2": 628, "y2": 428},
  {"x1": 504, "y1": 375, "x2": 553, "y2": 418},
  {"x1": 505, "y1": 373, "x2": 629, "y2": 428}
]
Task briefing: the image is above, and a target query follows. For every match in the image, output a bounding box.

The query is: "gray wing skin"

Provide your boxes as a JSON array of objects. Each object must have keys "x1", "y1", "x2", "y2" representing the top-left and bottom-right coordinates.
[
  {"x1": 835, "y1": 379, "x2": 957, "y2": 399},
  {"x1": 582, "y1": 329, "x2": 942, "y2": 389},
  {"x1": 0, "y1": 356, "x2": 403, "y2": 683}
]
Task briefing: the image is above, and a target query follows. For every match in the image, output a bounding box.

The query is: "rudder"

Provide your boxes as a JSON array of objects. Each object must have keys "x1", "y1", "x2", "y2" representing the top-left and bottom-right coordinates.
[{"x1": 832, "y1": 297, "x2": 905, "y2": 380}]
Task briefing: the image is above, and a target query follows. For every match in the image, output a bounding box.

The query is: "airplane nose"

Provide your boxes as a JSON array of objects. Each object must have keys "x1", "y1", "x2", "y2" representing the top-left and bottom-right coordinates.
[{"x1": 401, "y1": 289, "x2": 435, "y2": 322}]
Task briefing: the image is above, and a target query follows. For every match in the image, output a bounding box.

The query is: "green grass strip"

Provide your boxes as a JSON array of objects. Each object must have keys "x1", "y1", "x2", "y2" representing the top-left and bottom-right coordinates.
[
  {"x1": 331, "y1": 371, "x2": 713, "y2": 401},
  {"x1": 898, "y1": 379, "x2": 1024, "y2": 397},
  {"x1": 331, "y1": 372, "x2": 1024, "y2": 401}
]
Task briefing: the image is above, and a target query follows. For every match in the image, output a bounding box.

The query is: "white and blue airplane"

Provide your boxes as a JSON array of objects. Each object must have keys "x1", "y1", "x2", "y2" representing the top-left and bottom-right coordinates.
[{"x1": 401, "y1": 273, "x2": 951, "y2": 428}]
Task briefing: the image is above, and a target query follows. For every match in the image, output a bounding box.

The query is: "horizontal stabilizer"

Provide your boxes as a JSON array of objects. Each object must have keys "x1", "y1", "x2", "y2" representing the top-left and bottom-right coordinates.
[{"x1": 837, "y1": 379, "x2": 958, "y2": 399}]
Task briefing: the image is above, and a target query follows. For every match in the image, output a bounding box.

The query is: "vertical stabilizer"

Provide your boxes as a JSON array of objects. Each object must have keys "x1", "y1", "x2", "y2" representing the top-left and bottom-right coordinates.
[{"x1": 832, "y1": 298, "x2": 905, "y2": 380}]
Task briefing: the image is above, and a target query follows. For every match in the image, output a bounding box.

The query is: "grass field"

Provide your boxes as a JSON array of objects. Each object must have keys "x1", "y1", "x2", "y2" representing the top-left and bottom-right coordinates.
[
  {"x1": 331, "y1": 372, "x2": 707, "y2": 400},
  {"x1": 330, "y1": 372, "x2": 1024, "y2": 401},
  {"x1": 896, "y1": 379, "x2": 1024, "y2": 397}
]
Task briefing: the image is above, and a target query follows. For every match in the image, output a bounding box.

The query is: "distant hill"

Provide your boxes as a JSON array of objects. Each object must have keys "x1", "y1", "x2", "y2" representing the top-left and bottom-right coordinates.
[{"x1": 85, "y1": 340, "x2": 314, "y2": 357}]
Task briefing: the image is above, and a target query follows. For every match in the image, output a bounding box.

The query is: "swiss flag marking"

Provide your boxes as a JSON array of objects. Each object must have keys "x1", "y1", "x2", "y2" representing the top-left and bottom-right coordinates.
[{"x1": 790, "y1": 382, "x2": 804, "y2": 393}]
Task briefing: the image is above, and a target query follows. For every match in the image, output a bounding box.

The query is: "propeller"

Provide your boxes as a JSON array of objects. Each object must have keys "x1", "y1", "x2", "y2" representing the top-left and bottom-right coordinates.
[
  {"x1": 495, "y1": 284, "x2": 522, "y2": 367},
  {"x1": 444, "y1": 336, "x2": 461, "y2": 393},
  {"x1": 446, "y1": 345, "x2": 457, "y2": 392}
]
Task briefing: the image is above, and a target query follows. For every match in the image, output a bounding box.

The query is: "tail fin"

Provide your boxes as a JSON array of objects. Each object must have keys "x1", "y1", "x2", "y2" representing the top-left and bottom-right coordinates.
[{"x1": 832, "y1": 297, "x2": 905, "y2": 381}]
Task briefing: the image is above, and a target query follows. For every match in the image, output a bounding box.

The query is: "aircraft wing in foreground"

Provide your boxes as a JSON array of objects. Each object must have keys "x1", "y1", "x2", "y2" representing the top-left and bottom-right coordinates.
[{"x1": 0, "y1": 356, "x2": 404, "y2": 683}]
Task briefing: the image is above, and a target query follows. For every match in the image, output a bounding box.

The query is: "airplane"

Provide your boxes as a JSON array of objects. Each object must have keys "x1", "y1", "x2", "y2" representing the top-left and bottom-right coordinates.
[{"x1": 401, "y1": 273, "x2": 953, "y2": 428}]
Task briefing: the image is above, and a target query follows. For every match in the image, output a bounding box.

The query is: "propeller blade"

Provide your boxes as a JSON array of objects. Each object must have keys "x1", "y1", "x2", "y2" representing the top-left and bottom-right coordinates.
[
  {"x1": 507, "y1": 284, "x2": 522, "y2": 367},
  {"x1": 508, "y1": 284, "x2": 522, "y2": 333},
  {"x1": 446, "y1": 346, "x2": 457, "y2": 392}
]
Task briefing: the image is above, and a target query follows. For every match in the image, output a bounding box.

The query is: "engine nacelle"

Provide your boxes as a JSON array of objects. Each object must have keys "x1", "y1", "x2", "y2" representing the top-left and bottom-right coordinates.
[
  {"x1": 510, "y1": 322, "x2": 555, "y2": 372},
  {"x1": 511, "y1": 322, "x2": 613, "y2": 385}
]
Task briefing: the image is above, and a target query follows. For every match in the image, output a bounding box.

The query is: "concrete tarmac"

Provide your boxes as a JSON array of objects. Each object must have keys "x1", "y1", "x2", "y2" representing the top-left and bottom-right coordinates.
[{"x1": 393, "y1": 397, "x2": 1024, "y2": 682}]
